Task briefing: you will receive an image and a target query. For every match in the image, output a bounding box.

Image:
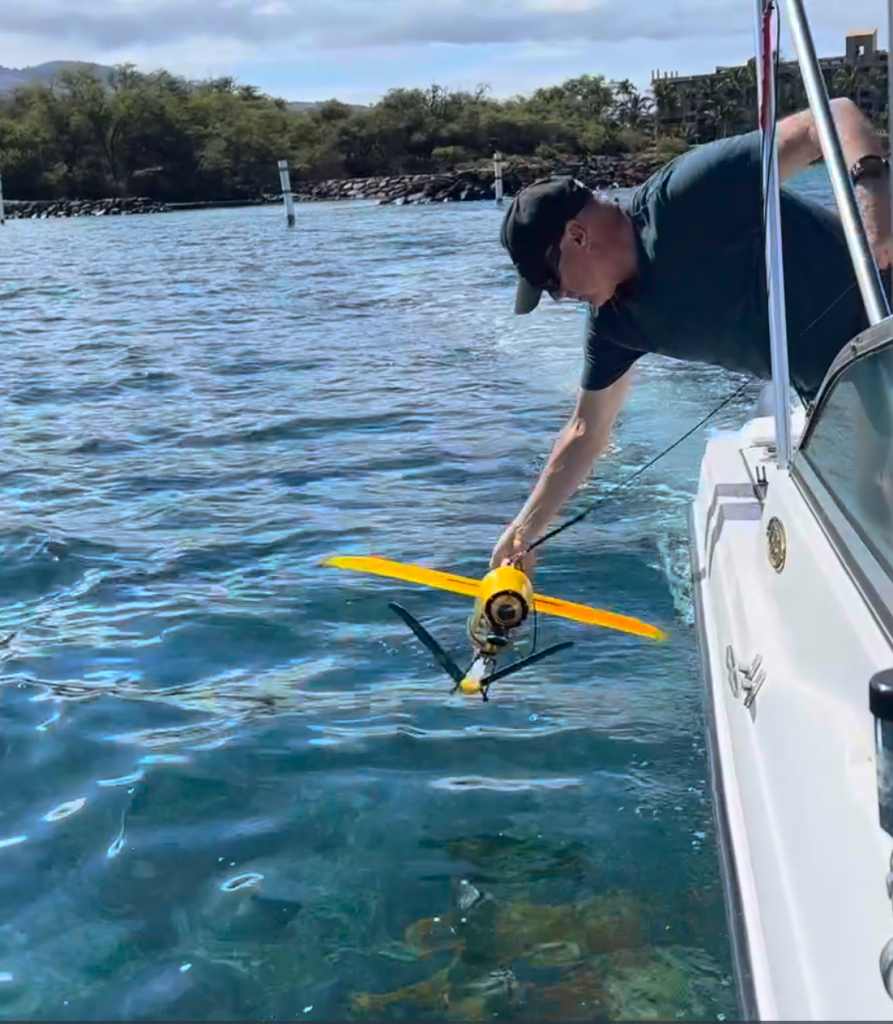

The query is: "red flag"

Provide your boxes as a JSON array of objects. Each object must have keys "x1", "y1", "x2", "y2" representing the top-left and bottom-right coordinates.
[{"x1": 759, "y1": 0, "x2": 776, "y2": 134}]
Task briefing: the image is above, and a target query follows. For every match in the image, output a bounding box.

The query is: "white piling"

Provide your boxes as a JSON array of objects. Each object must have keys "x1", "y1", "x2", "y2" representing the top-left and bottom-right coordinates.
[
  {"x1": 278, "y1": 159, "x2": 296, "y2": 228},
  {"x1": 0, "y1": 174, "x2": 5, "y2": 226},
  {"x1": 493, "y1": 151, "x2": 504, "y2": 204}
]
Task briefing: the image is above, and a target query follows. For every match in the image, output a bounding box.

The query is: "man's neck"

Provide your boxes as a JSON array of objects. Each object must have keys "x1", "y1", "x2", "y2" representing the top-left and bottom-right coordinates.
[
  {"x1": 604, "y1": 214, "x2": 644, "y2": 307},
  {"x1": 619, "y1": 212, "x2": 640, "y2": 284}
]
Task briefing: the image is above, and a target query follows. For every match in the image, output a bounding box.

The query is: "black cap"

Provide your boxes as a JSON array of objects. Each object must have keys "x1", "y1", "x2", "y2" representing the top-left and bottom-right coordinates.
[{"x1": 499, "y1": 176, "x2": 592, "y2": 314}]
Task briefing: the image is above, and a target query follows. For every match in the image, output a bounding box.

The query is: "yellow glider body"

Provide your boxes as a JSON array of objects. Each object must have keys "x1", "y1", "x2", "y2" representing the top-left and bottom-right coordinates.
[{"x1": 324, "y1": 555, "x2": 664, "y2": 642}]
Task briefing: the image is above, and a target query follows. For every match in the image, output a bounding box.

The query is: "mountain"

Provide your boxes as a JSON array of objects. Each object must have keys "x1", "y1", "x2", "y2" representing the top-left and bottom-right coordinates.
[{"x1": 0, "y1": 61, "x2": 115, "y2": 93}]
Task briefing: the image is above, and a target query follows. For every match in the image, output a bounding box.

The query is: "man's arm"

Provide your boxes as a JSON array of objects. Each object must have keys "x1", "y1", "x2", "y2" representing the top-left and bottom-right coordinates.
[
  {"x1": 777, "y1": 97, "x2": 892, "y2": 267},
  {"x1": 490, "y1": 369, "x2": 634, "y2": 570},
  {"x1": 776, "y1": 96, "x2": 882, "y2": 180},
  {"x1": 663, "y1": 97, "x2": 891, "y2": 263}
]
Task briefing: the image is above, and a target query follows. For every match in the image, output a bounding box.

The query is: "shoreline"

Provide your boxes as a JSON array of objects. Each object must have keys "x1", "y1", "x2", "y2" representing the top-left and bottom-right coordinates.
[{"x1": 2, "y1": 153, "x2": 669, "y2": 220}]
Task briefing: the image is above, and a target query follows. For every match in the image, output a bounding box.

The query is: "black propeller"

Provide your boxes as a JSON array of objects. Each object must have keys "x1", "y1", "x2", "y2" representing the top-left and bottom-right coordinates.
[
  {"x1": 388, "y1": 602, "x2": 465, "y2": 685},
  {"x1": 388, "y1": 602, "x2": 573, "y2": 697},
  {"x1": 482, "y1": 641, "x2": 574, "y2": 684}
]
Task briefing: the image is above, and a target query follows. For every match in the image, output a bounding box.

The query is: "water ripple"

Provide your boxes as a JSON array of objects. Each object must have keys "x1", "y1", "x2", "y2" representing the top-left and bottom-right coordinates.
[{"x1": 0, "y1": 180, "x2": 835, "y2": 1019}]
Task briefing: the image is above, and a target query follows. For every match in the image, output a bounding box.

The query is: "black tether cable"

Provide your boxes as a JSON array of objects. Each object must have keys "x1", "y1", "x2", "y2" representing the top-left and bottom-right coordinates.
[{"x1": 522, "y1": 377, "x2": 757, "y2": 556}]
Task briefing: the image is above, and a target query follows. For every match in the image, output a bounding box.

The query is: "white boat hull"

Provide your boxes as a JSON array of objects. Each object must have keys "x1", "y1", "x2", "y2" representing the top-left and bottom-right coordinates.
[{"x1": 690, "y1": 412, "x2": 893, "y2": 1020}]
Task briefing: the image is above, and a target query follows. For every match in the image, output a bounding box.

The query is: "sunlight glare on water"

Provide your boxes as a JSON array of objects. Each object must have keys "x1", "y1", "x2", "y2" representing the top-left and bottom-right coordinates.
[{"x1": 0, "y1": 164, "x2": 832, "y2": 1020}]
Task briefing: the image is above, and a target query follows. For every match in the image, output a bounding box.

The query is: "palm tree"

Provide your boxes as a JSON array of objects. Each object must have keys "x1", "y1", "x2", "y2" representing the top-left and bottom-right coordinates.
[
  {"x1": 726, "y1": 65, "x2": 756, "y2": 129},
  {"x1": 865, "y1": 65, "x2": 888, "y2": 127},
  {"x1": 711, "y1": 69, "x2": 748, "y2": 135},
  {"x1": 778, "y1": 67, "x2": 807, "y2": 116},
  {"x1": 624, "y1": 91, "x2": 654, "y2": 130},
  {"x1": 611, "y1": 79, "x2": 637, "y2": 126},
  {"x1": 650, "y1": 78, "x2": 679, "y2": 139},
  {"x1": 713, "y1": 97, "x2": 740, "y2": 138},
  {"x1": 832, "y1": 65, "x2": 858, "y2": 100}
]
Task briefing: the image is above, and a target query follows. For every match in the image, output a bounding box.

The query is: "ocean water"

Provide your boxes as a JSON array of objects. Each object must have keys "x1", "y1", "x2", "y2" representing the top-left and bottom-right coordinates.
[{"x1": 0, "y1": 165, "x2": 833, "y2": 1021}]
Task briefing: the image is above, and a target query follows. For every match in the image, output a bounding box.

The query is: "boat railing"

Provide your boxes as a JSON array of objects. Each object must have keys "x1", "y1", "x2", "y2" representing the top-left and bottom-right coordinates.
[
  {"x1": 755, "y1": 0, "x2": 793, "y2": 468},
  {"x1": 753, "y1": 0, "x2": 893, "y2": 629},
  {"x1": 758, "y1": 0, "x2": 893, "y2": 469}
]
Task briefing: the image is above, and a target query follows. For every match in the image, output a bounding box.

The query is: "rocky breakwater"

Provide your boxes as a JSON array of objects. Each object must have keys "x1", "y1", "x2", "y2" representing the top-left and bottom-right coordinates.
[
  {"x1": 3, "y1": 197, "x2": 170, "y2": 220},
  {"x1": 291, "y1": 152, "x2": 669, "y2": 206}
]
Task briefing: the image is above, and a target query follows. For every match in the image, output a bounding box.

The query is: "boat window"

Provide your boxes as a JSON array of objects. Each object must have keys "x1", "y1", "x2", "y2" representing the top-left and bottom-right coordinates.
[{"x1": 799, "y1": 343, "x2": 893, "y2": 577}]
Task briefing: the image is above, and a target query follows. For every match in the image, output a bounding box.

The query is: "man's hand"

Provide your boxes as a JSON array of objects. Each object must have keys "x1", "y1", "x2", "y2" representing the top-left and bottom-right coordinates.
[
  {"x1": 856, "y1": 178, "x2": 893, "y2": 270},
  {"x1": 490, "y1": 523, "x2": 537, "y2": 577}
]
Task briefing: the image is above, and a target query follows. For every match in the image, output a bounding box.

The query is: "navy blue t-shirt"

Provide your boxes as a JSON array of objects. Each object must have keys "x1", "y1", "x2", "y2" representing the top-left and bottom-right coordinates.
[{"x1": 582, "y1": 131, "x2": 867, "y2": 401}]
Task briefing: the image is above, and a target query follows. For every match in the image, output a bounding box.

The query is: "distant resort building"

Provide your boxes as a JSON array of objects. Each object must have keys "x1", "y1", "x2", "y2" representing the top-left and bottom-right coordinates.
[{"x1": 650, "y1": 30, "x2": 888, "y2": 141}]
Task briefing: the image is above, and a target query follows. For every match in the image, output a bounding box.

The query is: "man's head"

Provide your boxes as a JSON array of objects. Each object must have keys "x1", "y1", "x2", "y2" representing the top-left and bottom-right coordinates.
[{"x1": 499, "y1": 176, "x2": 637, "y2": 314}]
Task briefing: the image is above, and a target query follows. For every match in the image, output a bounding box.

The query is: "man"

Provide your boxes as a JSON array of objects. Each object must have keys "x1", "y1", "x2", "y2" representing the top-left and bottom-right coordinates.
[{"x1": 491, "y1": 97, "x2": 893, "y2": 572}]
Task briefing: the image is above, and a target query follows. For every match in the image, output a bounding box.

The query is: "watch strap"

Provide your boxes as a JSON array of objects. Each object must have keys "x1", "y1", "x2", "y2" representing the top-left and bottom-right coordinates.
[{"x1": 851, "y1": 154, "x2": 890, "y2": 185}]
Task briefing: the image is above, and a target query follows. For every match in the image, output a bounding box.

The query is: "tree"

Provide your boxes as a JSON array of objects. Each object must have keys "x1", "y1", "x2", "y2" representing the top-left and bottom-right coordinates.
[
  {"x1": 0, "y1": 62, "x2": 781, "y2": 200},
  {"x1": 611, "y1": 79, "x2": 653, "y2": 132},
  {"x1": 651, "y1": 78, "x2": 680, "y2": 139},
  {"x1": 526, "y1": 74, "x2": 613, "y2": 123}
]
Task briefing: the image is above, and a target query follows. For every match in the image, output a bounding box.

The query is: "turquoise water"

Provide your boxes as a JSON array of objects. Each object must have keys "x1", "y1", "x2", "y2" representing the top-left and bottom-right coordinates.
[{"x1": 0, "y1": 166, "x2": 832, "y2": 1021}]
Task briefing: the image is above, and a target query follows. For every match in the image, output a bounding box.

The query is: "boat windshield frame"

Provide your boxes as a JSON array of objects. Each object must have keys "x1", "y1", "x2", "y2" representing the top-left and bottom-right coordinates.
[
  {"x1": 792, "y1": 315, "x2": 893, "y2": 643},
  {"x1": 800, "y1": 319, "x2": 893, "y2": 440}
]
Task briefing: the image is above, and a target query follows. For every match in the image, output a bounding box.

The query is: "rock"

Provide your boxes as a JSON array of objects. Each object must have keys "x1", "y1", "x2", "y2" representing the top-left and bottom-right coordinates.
[
  {"x1": 2, "y1": 195, "x2": 174, "y2": 220},
  {"x1": 0, "y1": 153, "x2": 667, "y2": 221},
  {"x1": 274, "y1": 154, "x2": 666, "y2": 210}
]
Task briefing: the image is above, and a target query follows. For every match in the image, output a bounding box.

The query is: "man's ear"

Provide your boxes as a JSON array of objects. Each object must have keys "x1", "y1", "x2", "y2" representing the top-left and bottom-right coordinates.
[{"x1": 566, "y1": 219, "x2": 587, "y2": 249}]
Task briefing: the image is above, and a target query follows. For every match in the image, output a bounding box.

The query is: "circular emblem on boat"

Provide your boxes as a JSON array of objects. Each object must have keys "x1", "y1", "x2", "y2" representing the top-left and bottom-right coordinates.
[{"x1": 767, "y1": 517, "x2": 786, "y2": 573}]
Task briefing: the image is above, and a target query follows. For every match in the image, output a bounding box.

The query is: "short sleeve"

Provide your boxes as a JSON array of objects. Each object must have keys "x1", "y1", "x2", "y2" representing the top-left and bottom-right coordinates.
[{"x1": 581, "y1": 305, "x2": 644, "y2": 391}]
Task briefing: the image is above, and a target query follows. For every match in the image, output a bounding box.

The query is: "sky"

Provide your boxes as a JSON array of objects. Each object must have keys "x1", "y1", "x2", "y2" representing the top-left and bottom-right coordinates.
[{"x1": 0, "y1": 0, "x2": 886, "y2": 104}]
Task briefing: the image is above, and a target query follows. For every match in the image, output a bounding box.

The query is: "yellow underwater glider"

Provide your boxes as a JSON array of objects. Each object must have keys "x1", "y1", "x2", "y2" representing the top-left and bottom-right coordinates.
[{"x1": 324, "y1": 555, "x2": 665, "y2": 701}]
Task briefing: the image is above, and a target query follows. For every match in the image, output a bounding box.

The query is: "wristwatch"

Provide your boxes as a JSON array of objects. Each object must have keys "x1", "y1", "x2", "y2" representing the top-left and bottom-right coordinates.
[{"x1": 850, "y1": 154, "x2": 891, "y2": 185}]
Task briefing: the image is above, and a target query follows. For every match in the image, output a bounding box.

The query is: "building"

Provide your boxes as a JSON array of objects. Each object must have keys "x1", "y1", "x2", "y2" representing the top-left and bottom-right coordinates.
[{"x1": 651, "y1": 30, "x2": 888, "y2": 141}]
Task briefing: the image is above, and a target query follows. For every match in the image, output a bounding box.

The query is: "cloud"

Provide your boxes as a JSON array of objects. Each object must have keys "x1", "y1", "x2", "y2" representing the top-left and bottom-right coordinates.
[
  {"x1": 0, "y1": 0, "x2": 881, "y2": 103},
  {"x1": 0, "y1": 0, "x2": 866, "y2": 53},
  {"x1": 352, "y1": 4, "x2": 754, "y2": 47}
]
